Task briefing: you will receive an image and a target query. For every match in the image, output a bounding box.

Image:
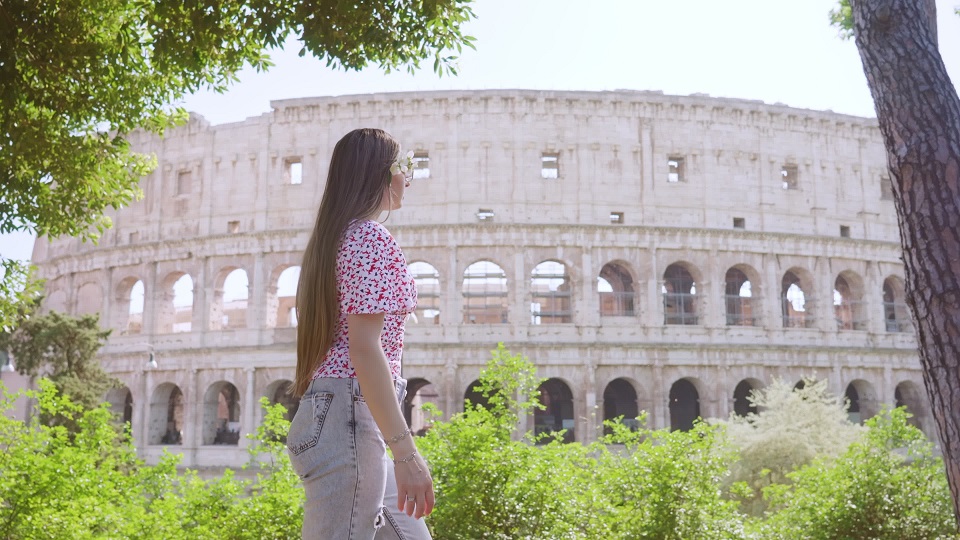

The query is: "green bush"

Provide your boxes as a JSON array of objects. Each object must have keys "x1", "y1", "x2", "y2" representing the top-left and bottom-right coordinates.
[
  {"x1": 1, "y1": 350, "x2": 957, "y2": 540},
  {"x1": 757, "y1": 407, "x2": 957, "y2": 540}
]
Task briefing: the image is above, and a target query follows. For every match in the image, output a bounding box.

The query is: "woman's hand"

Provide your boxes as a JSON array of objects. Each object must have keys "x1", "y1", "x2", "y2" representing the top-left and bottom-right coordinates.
[{"x1": 393, "y1": 451, "x2": 435, "y2": 519}]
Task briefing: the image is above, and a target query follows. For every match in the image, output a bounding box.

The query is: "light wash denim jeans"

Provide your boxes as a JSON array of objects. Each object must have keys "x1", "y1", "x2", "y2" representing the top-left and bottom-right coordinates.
[{"x1": 287, "y1": 377, "x2": 432, "y2": 540}]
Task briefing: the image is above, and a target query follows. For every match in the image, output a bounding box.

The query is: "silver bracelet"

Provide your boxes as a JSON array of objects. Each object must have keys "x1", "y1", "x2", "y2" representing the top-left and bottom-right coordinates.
[
  {"x1": 393, "y1": 451, "x2": 418, "y2": 464},
  {"x1": 387, "y1": 428, "x2": 411, "y2": 445}
]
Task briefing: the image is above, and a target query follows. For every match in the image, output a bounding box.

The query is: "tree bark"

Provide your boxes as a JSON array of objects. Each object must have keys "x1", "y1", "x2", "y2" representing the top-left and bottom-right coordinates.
[{"x1": 850, "y1": 0, "x2": 960, "y2": 525}]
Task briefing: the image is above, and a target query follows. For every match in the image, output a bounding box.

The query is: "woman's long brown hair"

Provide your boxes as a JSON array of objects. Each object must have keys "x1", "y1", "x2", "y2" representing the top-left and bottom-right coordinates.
[{"x1": 293, "y1": 128, "x2": 399, "y2": 397}]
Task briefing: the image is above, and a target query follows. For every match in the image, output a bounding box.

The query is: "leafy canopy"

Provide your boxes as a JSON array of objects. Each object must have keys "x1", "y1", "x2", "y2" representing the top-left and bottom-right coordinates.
[{"x1": 0, "y1": 0, "x2": 476, "y2": 327}]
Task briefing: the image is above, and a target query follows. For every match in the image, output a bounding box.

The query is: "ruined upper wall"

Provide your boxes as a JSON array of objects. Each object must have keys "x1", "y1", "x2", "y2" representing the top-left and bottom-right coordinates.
[{"x1": 33, "y1": 89, "x2": 893, "y2": 264}]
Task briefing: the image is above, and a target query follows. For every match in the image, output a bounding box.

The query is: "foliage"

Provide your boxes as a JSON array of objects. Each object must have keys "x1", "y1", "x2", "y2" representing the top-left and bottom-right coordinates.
[
  {"x1": 0, "y1": 260, "x2": 43, "y2": 333},
  {"x1": 757, "y1": 408, "x2": 958, "y2": 539},
  {"x1": 417, "y1": 344, "x2": 744, "y2": 540},
  {"x1": 716, "y1": 378, "x2": 863, "y2": 515},
  {"x1": 0, "y1": 311, "x2": 119, "y2": 431},
  {"x1": 0, "y1": 0, "x2": 477, "y2": 326},
  {"x1": 0, "y1": 346, "x2": 956, "y2": 539}
]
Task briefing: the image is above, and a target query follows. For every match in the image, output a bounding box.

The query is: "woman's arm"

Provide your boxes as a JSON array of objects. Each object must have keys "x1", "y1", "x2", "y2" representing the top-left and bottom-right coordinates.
[{"x1": 348, "y1": 312, "x2": 435, "y2": 519}]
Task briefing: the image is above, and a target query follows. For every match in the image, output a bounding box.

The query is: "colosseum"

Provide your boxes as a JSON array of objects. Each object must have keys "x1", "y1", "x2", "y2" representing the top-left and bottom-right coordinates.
[{"x1": 9, "y1": 89, "x2": 933, "y2": 468}]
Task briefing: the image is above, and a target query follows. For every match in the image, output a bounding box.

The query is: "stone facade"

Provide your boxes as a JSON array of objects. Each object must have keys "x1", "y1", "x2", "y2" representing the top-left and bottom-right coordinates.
[{"x1": 19, "y1": 89, "x2": 931, "y2": 468}]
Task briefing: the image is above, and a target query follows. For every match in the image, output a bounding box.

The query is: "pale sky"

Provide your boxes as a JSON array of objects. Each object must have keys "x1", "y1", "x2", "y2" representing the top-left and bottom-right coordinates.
[{"x1": 3, "y1": 0, "x2": 960, "y2": 263}]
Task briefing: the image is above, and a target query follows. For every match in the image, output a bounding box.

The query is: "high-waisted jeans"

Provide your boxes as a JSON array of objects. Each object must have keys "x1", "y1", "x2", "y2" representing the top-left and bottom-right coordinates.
[{"x1": 287, "y1": 377, "x2": 432, "y2": 540}]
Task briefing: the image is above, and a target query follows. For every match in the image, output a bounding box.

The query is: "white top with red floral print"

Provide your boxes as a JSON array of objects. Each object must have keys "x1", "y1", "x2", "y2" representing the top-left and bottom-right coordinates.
[{"x1": 311, "y1": 220, "x2": 417, "y2": 380}]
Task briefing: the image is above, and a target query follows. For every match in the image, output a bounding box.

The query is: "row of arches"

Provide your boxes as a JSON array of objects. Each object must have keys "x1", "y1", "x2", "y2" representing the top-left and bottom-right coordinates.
[
  {"x1": 63, "y1": 259, "x2": 911, "y2": 335},
  {"x1": 108, "y1": 376, "x2": 930, "y2": 447}
]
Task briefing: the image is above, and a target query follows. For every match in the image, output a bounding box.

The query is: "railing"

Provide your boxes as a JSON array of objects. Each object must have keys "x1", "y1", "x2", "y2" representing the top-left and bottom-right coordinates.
[
  {"x1": 599, "y1": 291, "x2": 636, "y2": 316},
  {"x1": 724, "y1": 295, "x2": 759, "y2": 326},
  {"x1": 663, "y1": 292, "x2": 698, "y2": 325}
]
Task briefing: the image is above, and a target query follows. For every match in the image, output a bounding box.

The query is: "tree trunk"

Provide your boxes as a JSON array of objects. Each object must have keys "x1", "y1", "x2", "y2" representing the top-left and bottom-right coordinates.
[{"x1": 850, "y1": 0, "x2": 960, "y2": 525}]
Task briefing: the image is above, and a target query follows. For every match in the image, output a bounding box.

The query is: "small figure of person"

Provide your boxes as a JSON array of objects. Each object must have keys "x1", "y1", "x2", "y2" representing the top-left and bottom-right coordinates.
[{"x1": 287, "y1": 128, "x2": 433, "y2": 539}]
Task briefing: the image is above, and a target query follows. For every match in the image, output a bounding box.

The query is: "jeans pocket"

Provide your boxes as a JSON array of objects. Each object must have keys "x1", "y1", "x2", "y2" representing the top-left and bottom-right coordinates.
[{"x1": 286, "y1": 392, "x2": 334, "y2": 456}]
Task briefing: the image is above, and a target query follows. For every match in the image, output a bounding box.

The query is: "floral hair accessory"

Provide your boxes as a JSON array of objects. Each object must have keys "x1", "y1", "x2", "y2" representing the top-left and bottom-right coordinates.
[{"x1": 390, "y1": 150, "x2": 416, "y2": 177}]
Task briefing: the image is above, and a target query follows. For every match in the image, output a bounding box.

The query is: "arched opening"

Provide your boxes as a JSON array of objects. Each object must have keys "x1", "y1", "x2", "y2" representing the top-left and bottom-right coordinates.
[
  {"x1": 211, "y1": 268, "x2": 249, "y2": 330},
  {"x1": 44, "y1": 289, "x2": 68, "y2": 313},
  {"x1": 158, "y1": 273, "x2": 194, "y2": 333},
  {"x1": 75, "y1": 281, "x2": 103, "y2": 316},
  {"x1": 845, "y1": 379, "x2": 878, "y2": 424},
  {"x1": 598, "y1": 262, "x2": 636, "y2": 316},
  {"x1": 782, "y1": 271, "x2": 813, "y2": 328},
  {"x1": 669, "y1": 379, "x2": 700, "y2": 431},
  {"x1": 203, "y1": 382, "x2": 241, "y2": 445},
  {"x1": 115, "y1": 277, "x2": 144, "y2": 334},
  {"x1": 895, "y1": 381, "x2": 928, "y2": 433},
  {"x1": 883, "y1": 277, "x2": 910, "y2": 333},
  {"x1": 463, "y1": 379, "x2": 492, "y2": 411},
  {"x1": 834, "y1": 273, "x2": 865, "y2": 330},
  {"x1": 272, "y1": 266, "x2": 300, "y2": 328},
  {"x1": 462, "y1": 261, "x2": 509, "y2": 324},
  {"x1": 106, "y1": 386, "x2": 133, "y2": 428},
  {"x1": 149, "y1": 383, "x2": 184, "y2": 445},
  {"x1": 403, "y1": 379, "x2": 438, "y2": 436},
  {"x1": 733, "y1": 380, "x2": 759, "y2": 417},
  {"x1": 725, "y1": 268, "x2": 756, "y2": 326},
  {"x1": 530, "y1": 261, "x2": 572, "y2": 324},
  {"x1": 408, "y1": 262, "x2": 441, "y2": 324},
  {"x1": 269, "y1": 380, "x2": 300, "y2": 422},
  {"x1": 603, "y1": 378, "x2": 639, "y2": 433},
  {"x1": 534, "y1": 378, "x2": 575, "y2": 443},
  {"x1": 663, "y1": 264, "x2": 698, "y2": 325}
]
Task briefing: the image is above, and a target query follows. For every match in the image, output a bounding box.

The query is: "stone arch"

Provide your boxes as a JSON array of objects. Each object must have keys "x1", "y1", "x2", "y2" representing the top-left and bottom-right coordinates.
[
  {"x1": 202, "y1": 381, "x2": 241, "y2": 445},
  {"x1": 268, "y1": 265, "x2": 300, "y2": 328},
  {"x1": 662, "y1": 262, "x2": 700, "y2": 325},
  {"x1": 149, "y1": 383, "x2": 184, "y2": 445},
  {"x1": 724, "y1": 265, "x2": 760, "y2": 326},
  {"x1": 533, "y1": 378, "x2": 575, "y2": 443},
  {"x1": 403, "y1": 378, "x2": 439, "y2": 436},
  {"x1": 845, "y1": 379, "x2": 879, "y2": 424},
  {"x1": 733, "y1": 378, "x2": 762, "y2": 417},
  {"x1": 603, "y1": 378, "x2": 639, "y2": 432},
  {"x1": 75, "y1": 281, "x2": 103, "y2": 316},
  {"x1": 895, "y1": 381, "x2": 932, "y2": 435},
  {"x1": 531, "y1": 260, "x2": 573, "y2": 324},
  {"x1": 210, "y1": 267, "x2": 249, "y2": 330},
  {"x1": 834, "y1": 271, "x2": 866, "y2": 331},
  {"x1": 114, "y1": 276, "x2": 145, "y2": 334},
  {"x1": 782, "y1": 268, "x2": 815, "y2": 328},
  {"x1": 462, "y1": 260, "x2": 509, "y2": 324},
  {"x1": 882, "y1": 276, "x2": 910, "y2": 333},
  {"x1": 158, "y1": 272, "x2": 194, "y2": 334},
  {"x1": 265, "y1": 379, "x2": 299, "y2": 422},
  {"x1": 105, "y1": 386, "x2": 133, "y2": 428},
  {"x1": 408, "y1": 261, "x2": 441, "y2": 325},
  {"x1": 669, "y1": 378, "x2": 701, "y2": 431},
  {"x1": 463, "y1": 378, "x2": 491, "y2": 411},
  {"x1": 598, "y1": 260, "x2": 637, "y2": 316},
  {"x1": 44, "y1": 289, "x2": 68, "y2": 313}
]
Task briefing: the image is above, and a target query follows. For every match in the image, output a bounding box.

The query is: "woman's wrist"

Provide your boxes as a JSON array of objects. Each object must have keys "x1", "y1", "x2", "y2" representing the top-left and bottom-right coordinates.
[{"x1": 388, "y1": 436, "x2": 417, "y2": 455}]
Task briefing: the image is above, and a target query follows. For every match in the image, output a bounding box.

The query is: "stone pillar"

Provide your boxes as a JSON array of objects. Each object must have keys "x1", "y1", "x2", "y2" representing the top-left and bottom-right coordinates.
[
  {"x1": 513, "y1": 251, "x2": 527, "y2": 328},
  {"x1": 447, "y1": 248, "x2": 459, "y2": 328},
  {"x1": 582, "y1": 359, "x2": 598, "y2": 443},
  {"x1": 251, "y1": 254, "x2": 267, "y2": 335},
  {"x1": 138, "y1": 369, "x2": 151, "y2": 450},
  {"x1": 579, "y1": 251, "x2": 597, "y2": 326},
  {"x1": 184, "y1": 369, "x2": 200, "y2": 465},
  {"x1": 815, "y1": 257, "x2": 835, "y2": 332},
  {"x1": 193, "y1": 258, "x2": 209, "y2": 338},
  {"x1": 704, "y1": 250, "x2": 721, "y2": 328},
  {"x1": 864, "y1": 261, "x2": 884, "y2": 334},
  {"x1": 443, "y1": 361, "x2": 457, "y2": 422},
  {"x1": 241, "y1": 367, "x2": 255, "y2": 449},
  {"x1": 764, "y1": 254, "x2": 782, "y2": 330},
  {"x1": 142, "y1": 262, "x2": 159, "y2": 335},
  {"x1": 644, "y1": 248, "x2": 661, "y2": 327}
]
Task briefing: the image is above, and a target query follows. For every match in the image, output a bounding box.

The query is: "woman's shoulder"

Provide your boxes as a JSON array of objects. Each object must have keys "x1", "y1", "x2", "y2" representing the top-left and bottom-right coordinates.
[{"x1": 346, "y1": 219, "x2": 395, "y2": 243}]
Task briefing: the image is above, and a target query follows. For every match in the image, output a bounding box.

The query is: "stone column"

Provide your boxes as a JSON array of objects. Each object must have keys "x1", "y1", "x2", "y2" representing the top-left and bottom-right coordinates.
[
  {"x1": 582, "y1": 358, "x2": 598, "y2": 443},
  {"x1": 251, "y1": 253, "x2": 267, "y2": 335},
  {"x1": 241, "y1": 367, "x2": 255, "y2": 449},
  {"x1": 184, "y1": 369, "x2": 200, "y2": 465},
  {"x1": 138, "y1": 368, "x2": 151, "y2": 450}
]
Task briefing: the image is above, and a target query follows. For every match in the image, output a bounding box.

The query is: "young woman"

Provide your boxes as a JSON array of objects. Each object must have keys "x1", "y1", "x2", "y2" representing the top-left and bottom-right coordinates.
[{"x1": 288, "y1": 128, "x2": 434, "y2": 539}]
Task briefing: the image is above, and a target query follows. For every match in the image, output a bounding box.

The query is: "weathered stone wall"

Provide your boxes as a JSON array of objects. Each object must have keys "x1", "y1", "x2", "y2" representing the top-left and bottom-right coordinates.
[{"x1": 28, "y1": 90, "x2": 928, "y2": 467}]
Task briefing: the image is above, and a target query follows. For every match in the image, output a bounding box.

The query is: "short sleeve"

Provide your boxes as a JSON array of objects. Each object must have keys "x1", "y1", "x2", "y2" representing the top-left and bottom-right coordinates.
[{"x1": 338, "y1": 222, "x2": 417, "y2": 315}]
